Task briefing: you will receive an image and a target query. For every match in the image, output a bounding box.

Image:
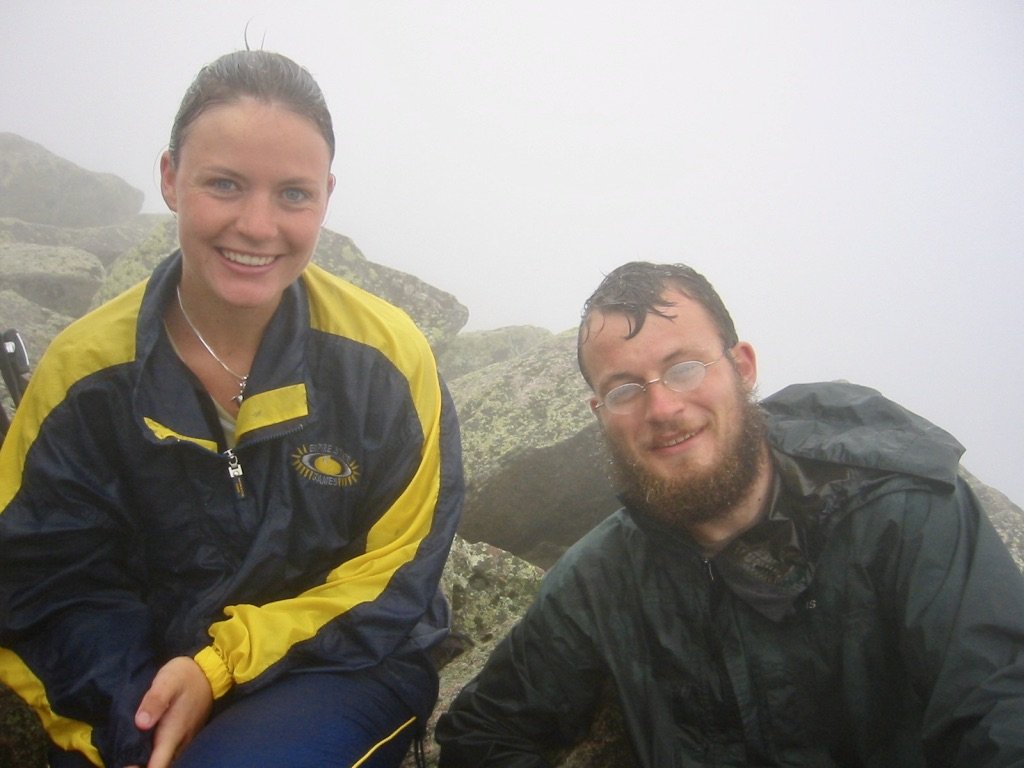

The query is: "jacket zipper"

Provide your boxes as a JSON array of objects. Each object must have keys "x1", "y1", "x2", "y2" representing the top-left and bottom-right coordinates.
[
  {"x1": 220, "y1": 421, "x2": 305, "y2": 500},
  {"x1": 225, "y1": 448, "x2": 246, "y2": 499},
  {"x1": 703, "y1": 558, "x2": 715, "y2": 583}
]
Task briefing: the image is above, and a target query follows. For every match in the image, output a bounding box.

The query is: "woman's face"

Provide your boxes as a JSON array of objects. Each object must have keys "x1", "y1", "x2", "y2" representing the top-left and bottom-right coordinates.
[{"x1": 160, "y1": 97, "x2": 335, "y2": 310}]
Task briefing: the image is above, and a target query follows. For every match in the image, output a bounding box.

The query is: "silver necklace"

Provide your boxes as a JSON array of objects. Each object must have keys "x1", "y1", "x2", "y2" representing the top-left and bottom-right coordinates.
[{"x1": 175, "y1": 285, "x2": 248, "y2": 405}]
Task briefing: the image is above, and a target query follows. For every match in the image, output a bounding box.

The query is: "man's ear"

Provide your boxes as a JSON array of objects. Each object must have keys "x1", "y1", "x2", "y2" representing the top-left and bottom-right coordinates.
[
  {"x1": 159, "y1": 151, "x2": 178, "y2": 213},
  {"x1": 730, "y1": 341, "x2": 758, "y2": 390}
]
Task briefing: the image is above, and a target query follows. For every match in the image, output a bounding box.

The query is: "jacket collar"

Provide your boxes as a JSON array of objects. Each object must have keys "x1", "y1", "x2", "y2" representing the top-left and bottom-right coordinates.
[{"x1": 132, "y1": 251, "x2": 312, "y2": 448}]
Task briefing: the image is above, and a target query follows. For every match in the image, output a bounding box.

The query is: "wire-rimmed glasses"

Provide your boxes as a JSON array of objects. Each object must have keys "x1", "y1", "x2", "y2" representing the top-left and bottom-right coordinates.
[{"x1": 594, "y1": 353, "x2": 726, "y2": 415}]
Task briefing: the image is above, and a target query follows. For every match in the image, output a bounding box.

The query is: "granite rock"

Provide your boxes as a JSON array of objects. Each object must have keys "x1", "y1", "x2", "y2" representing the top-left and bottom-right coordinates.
[
  {"x1": 0, "y1": 243, "x2": 105, "y2": 317},
  {"x1": 436, "y1": 325, "x2": 553, "y2": 381},
  {"x1": 447, "y1": 330, "x2": 593, "y2": 488}
]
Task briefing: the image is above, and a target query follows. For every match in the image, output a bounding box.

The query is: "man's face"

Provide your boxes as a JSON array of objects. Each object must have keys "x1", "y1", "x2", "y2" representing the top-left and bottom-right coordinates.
[{"x1": 580, "y1": 289, "x2": 767, "y2": 528}]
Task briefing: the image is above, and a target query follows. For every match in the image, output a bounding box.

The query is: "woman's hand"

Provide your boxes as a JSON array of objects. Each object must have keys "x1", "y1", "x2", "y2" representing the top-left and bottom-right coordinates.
[{"x1": 126, "y1": 656, "x2": 213, "y2": 768}]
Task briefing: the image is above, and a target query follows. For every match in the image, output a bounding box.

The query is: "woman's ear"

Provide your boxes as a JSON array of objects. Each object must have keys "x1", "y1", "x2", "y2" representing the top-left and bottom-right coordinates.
[{"x1": 159, "y1": 151, "x2": 178, "y2": 213}]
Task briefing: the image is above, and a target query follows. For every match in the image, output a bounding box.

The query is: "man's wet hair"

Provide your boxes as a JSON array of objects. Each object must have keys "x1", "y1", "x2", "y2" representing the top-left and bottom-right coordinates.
[
  {"x1": 577, "y1": 261, "x2": 739, "y2": 385},
  {"x1": 168, "y1": 49, "x2": 335, "y2": 166}
]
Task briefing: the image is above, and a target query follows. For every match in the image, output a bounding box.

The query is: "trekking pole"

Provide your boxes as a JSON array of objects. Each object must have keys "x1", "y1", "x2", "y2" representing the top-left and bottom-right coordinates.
[{"x1": 1, "y1": 329, "x2": 30, "y2": 406}]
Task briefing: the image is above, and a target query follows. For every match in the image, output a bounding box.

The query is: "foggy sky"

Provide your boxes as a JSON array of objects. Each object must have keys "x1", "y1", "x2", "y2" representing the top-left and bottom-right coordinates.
[{"x1": 3, "y1": 2, "x2": 1023, "y2": 506}]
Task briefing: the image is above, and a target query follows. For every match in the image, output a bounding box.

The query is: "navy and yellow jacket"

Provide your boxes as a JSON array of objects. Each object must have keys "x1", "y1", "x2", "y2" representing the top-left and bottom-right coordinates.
[{"x1": 0, "y1": 251, "x2": 464, "y2": 766}]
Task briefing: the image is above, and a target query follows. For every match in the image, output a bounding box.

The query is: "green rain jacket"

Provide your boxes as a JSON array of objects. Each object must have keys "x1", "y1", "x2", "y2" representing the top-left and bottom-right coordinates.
[{"x1": 437, "y1": 382, "x2": 1024, "y2": 766}]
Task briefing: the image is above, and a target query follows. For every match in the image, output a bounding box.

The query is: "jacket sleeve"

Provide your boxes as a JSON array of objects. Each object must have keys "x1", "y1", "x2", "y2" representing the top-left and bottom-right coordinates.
[
  {"x1": 435, "y1": 563, "x2": 608, "y2": 767},
  {"x1": 879, "y1": 478, "x2": 1024, "y2": 765},
  {"x1": 193, "y1": 355, "x2": 465, "y2": 700},
  {"x1": 0, "y1": 372, "x2": 157, "y2": 766}
]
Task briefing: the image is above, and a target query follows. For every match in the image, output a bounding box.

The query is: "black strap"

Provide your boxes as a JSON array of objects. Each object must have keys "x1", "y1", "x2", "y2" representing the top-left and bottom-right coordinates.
[
  {"x1": 413, "y1": 732, "x2": 427, "y2": 768},
  {"x1": 0, "y1": 400, "x2": 10, "y2": 445}
]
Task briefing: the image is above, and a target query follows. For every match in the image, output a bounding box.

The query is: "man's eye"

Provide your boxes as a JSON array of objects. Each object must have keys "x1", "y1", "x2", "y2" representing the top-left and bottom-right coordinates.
[
  {"x1": 211, "y1": 179, "x2": 237, "y2": 191},
  {"x1": 608, "y1": 384, "x2": 641, "y2": 403}
]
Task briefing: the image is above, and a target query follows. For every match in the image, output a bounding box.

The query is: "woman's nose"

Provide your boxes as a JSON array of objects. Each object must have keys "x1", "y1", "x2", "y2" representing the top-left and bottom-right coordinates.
[{"x1": 235, "y1": 195, "x2": 278, "y2": 240}]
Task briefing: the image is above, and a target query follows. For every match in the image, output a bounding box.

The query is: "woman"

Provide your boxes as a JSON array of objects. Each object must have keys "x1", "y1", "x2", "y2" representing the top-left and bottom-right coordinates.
[{"x1": 0, "y1": 51, "x2": 463, "y2": 768}]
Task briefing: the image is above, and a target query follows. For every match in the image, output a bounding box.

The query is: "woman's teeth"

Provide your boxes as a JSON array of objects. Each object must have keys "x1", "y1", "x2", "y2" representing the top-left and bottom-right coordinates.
[{"x1": 223, "y1": 250, "x2": 275, "y2": 267}]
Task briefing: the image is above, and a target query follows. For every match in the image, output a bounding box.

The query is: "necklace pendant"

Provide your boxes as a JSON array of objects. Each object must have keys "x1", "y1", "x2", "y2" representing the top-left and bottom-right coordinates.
[{"x1": 232, "y1": 378, "x2": 247, "y2": 407}]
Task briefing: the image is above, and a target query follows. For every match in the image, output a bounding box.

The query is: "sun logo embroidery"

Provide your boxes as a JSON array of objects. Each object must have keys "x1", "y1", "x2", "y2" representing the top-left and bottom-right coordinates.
[{"x1": 291, "y1": 444, "x2": 360, "y2": 488}]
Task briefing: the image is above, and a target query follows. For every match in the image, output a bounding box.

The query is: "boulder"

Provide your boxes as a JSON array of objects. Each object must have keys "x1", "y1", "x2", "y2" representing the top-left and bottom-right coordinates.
[
  {"x1": 436, "y1": 325, "x2": 553, "y2": 381},
  {"x1": 0, "y1": 214, "x2": 171, "y2": 269},
  {"x1": 312, "y1": 229, "x2": 468, "y2": 350},
  {"x1": 447, "y1": 330, "x2": 593, "y2": 488},
  {"x1": 441, "y1": 537, "x2": 545, "y2": 650},
  {"x1": 968, "y1": 468, "x2": 1024, "y2": 572},
  {"x1": 459, "y1": 422, "x2": 616, "y2": 569},
  {"x1": 0, "y1": 684, "x2": 46, "y2": 768},
  {"x1": 88, "y1": 218, "x2": 182, "y2": 308},
  {"x1": 0, "y1": 134, "x2": 143, "y2": 227},
  {"x1": 0, "y1": 243, "x2": 105, "y2": 317}
]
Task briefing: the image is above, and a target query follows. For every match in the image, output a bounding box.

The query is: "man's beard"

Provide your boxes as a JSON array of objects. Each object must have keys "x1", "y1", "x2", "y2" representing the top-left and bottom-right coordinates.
[{"x1": 605, "y1": 385, "x2": 768, "y2": 530}]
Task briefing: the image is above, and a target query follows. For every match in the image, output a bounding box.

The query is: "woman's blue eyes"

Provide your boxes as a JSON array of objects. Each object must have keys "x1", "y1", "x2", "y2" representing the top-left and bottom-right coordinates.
[{"x1": 208, "y1": 179, "x2": 310, "y2": 203}]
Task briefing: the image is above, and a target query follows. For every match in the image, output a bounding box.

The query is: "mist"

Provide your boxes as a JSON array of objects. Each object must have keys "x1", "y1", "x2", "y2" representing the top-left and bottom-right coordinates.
[{"x1": 3, "y1": 1, "x2": 1022, "y2": 505}]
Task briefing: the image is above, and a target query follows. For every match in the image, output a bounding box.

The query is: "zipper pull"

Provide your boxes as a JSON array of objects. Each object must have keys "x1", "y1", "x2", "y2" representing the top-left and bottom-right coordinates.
[
  {"x1": 225, "y1": 449, "x2": 246, "y2": 499},
  {"x1": 703, "y1": 558, "x2": 715, "y2": 583}
]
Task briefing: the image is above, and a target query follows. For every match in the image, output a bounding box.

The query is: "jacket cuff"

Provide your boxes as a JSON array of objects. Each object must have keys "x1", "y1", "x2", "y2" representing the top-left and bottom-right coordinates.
[{"x1": 194, "y1": 645, "x2": 234, "y2": 699}]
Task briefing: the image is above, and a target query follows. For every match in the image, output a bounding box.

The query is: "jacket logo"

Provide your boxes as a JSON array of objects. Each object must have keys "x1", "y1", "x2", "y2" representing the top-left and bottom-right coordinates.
[{"x1": 291, "y1": 444, "x2": 360, "y2": 488}]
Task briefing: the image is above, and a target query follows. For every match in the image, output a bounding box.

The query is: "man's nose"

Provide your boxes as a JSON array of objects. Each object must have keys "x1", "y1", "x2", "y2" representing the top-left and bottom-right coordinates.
[{"x1": 643, "y1": 378, "x2": 685, "y2": 421}]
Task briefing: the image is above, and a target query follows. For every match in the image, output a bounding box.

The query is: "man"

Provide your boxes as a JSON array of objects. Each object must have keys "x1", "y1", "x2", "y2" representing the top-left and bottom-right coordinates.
[{"x1": 436, "y1": 262, "x2": 1024, "y2": 766}]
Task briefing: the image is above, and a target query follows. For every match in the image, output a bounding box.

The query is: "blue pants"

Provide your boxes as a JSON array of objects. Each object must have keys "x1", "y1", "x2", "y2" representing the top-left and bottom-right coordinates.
[
  {"x1": 174, "y1": 669, "x2": 419, "y2": 768},
  {"x1": 49, "y1": 669, "x2": 421, "y2": 768}
]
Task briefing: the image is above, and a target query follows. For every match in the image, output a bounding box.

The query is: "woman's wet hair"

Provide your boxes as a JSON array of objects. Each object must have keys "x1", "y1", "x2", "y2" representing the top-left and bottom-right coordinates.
[{"x1": 168, "y1": 50, "x2": 335, "y2": 165}]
